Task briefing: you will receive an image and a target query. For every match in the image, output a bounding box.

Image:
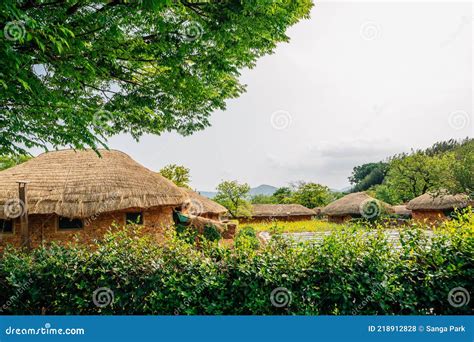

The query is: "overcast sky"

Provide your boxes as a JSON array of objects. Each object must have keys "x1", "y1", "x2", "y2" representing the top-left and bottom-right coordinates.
[{"x1": 107, "y1": 1, "x2": 472, "y2": 192}]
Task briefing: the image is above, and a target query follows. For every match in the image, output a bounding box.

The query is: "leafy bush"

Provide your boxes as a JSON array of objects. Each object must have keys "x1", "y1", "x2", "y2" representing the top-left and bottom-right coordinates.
[
  {"x1": 234, "y1": 226, "x2": 260, "y2": 250},
  {"x1": 203, "y1": 225, "x2": 221, "y2": 242},
  {"x1": 0, "y1": 211, "x2": 472, "y2": 315}
]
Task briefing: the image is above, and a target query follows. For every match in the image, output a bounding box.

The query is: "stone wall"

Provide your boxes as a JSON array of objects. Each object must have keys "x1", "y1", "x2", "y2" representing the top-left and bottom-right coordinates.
[{"x1": 0, "y1": 206, "x2": 174, "y2": 249}]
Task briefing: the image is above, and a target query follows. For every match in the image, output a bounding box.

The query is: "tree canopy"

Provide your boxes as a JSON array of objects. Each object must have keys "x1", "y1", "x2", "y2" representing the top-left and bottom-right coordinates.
[
  {"x1": 214, "y1": 180, "x2": 251, "y2": 218},
  {"x1": 159, "y1": 163, "x2": 190, "y2": 188},
  {"x1": 0, "y1": 0, "x2": 313, "y2": 155},
  {"x1": 0, "y1": 154, "x2": 30, "y2": 170}
]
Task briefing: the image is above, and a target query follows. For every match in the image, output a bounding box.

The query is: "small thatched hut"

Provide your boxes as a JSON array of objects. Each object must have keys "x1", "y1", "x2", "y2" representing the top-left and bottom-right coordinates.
[
  {"x1": 0, "y1": 149, "x2": 188, "y2": 248},
  {"x1": 392, "y1": 205, "x2": 412, "y2": 218},
  {"x1": 313, "y1": 207, "x2": 324, "y2": 217},
  {"x1": 182, "y1": 188, "x2": 227, "y2": 221},
  {"x1": 323, "y1": 192, "x2": 392, "y2": 223},
  {"x1": 239, "y1": 204, "x2": 315, "y2": 223},
  {"x1": 407, "y1": 192, "x2": 469, "y2": 222}
]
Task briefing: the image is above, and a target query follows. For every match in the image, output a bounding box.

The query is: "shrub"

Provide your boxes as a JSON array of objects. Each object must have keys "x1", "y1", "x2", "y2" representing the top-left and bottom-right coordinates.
[
  {"x1": 0, "y1": 211, "x2": 472, "y2": 315},
  {"x1": 234, "y1": 226, "x2": 260, "y2": 250},
  {"x1": 203, "y1": 224, "x2": 221, "y2": 242}
]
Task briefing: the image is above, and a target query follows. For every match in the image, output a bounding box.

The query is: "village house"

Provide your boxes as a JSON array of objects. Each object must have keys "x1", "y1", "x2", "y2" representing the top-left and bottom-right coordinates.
[
  {"x1": 0, "y1": 149, "x2": 189, "y2": 248},
  {"x1": 322, "y1": 192, "x2": 392, "y2": 223},
  {"x1": 238, "y1": 204, "x2": 315, "y2": 223},
  {"x1": 406, "y1": 192, "x2": 470, "y2": 223},
  {"x1": 181, "y1": 188, "x2": 228, "y2": 221}
]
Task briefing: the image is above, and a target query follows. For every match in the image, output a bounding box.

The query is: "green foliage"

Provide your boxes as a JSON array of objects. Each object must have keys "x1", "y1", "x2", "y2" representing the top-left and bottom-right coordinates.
[
  {"x1": 451, "y1": 140, "x2": 474, "y2": 196},
  {"x1": 0, "y1": 211, "x2": 472, "y2": 315},
  {"x1": 370, "y1": 184, "x2": 400, "y2": 205},
  {"x1": 214, "y1": 180, "x2": 252, "y2": 218},
  {"x1": 349, "y1": 162, "x2": 388, "y2": 192},
  {"x1": 273, "y1": 187, "x2": 293, "y2": 204},
  {"x1": 384, "y1": 152, "x2": 455, "y2": 202},
  {"x1": 251, "y1": 194, "x2": 277, "y2": 204},
  {"x1": 0, "y1": 0, "x2": 313, "y2": 155},
  {"x1": 291, "y1": 182, "x2": 332, "y2": 208},
  {"x1": 159, "y1": 164, "x2": 191, "y2": 188},
  {"x1": 251, "y1": 183, "x2": 332, "y2": 208},
  {"x1": 234, "y1": 226, "x2": 260, "y2": 250},
  {"x1": 203, "y1": 224, "x2": 221, "y2": 242},
  {"x1": 0, "y1": 154, "x2": 31, "y2": 171}
]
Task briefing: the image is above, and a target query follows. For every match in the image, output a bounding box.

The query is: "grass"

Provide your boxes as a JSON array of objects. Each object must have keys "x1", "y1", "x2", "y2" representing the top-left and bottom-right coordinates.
[{"x1": 240, "y1": 219, "x2": 342, "y2": 233}]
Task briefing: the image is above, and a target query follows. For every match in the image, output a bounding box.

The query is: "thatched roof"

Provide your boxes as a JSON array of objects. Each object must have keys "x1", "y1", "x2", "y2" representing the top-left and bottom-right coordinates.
[
  {"x1": 392, "y1": 205, "x2": 412, "y2": 216},
  {"x1": 250, "y1": 204, "x2": 315, "y2": 217},
  {"x1": 407, "y1": 192, "x2": 469, "y2": 211},
  {"x1": 182, "y1": 188, "x2": 227, "y2": 215},
  {"x1": 313, "y1": 207, "x2": 323, "y2": 215},
  {"x1": 0, "y1": 149, "x2": 187, "y2": 219},
  {"x1": 322, "y1": 192, "x2": 392, "y2": 216}
]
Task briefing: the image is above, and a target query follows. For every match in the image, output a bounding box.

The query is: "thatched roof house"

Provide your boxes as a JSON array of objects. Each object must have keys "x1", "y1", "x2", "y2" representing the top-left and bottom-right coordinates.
[
  {"x1": 0, "y1": 149, "x2": 187, "y2": 247},
  {"x1": 239, "y1": 204, "x2": 315, "y2": 223},
  {"x1": 407, "y1": 192, "x2": 469, "y2": 222},
  {"x1": 313, "y1": 207, "x2": 324, "y2": 216},
  {"x1": 392, "y1": 205, "x2": 412, "y2": 218},
  {"x1": 323, "y1": 192, "x2": 392, "y2": 223},
  {"x1": 182, "y1": 188, "x2": 227, "y2": 220}
]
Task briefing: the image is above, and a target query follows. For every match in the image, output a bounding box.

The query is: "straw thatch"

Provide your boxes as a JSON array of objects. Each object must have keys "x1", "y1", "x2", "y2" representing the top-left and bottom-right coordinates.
[
  {"x1": 322, "y1": 192, "x2": 392, "y2": 216},
  {"x1": 407, "y1": 192, "x2": 469, "y2": 211},
  {"x1": 0, "y1": 149, "x2": 187, "y2": 219},
  {"x1": 313, "y1": 207, "x2": 323, "y2": 215},
  {"x1": 250, "y1": 204, "x2": 315, "y2": 217},
  {"x1": 392, "y1": 205, "x2": 412, "y2": 216},
  {"x1": 182, "y1": 188, "x2": 227, "y2": 215}
]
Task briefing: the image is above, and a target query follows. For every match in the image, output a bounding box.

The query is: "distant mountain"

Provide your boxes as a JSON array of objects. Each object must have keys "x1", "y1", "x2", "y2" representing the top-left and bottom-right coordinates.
[
  {"x1": 249, "y1": 184, "x2": 278, "y2": 196},
  {"x1": 198, "y1": 184, "x2": 278, "y2": 199}
]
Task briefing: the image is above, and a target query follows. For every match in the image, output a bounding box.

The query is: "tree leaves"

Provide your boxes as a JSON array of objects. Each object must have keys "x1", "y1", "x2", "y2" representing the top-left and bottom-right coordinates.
[{"x1": 0, "y1": 0, "x2": 313, "y2": 155}]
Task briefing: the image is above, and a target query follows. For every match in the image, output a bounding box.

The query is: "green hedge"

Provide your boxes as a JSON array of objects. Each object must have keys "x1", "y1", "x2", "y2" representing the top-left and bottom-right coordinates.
[{"x1": 0, "y1": 212, "x2": 472, "y2": 315}]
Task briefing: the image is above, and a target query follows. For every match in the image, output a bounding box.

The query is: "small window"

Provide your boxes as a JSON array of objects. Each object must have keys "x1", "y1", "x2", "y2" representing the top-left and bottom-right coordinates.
[
  {"x1": 126, "y1": 212, "x2": 143, "y2": 225},
  {"x1": 0, "y1": 219, "x2": 13, "y2": 233},
  {"x1": 58, "y1": 217, "x2": 83, "y2": 230}
]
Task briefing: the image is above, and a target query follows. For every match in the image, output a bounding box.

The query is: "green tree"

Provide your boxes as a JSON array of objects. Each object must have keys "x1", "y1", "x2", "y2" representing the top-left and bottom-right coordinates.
[
  {"x1": 0, "y1": 154, "x2": 31, "y2": 171},
  {"x1": 159, "y1": 164, "x2": 190, "y2": 188},
  {"x1": 251, "y1": 194, "x2": 277, "y2": 204},
  {"x1": 349, "y1": 162, "x2": 388, "y2": 192},
  {"x1": 273, "y1": 187, "x2": 293, "y2": 204},
  {"x1": 291, "y1": 182, "x2": 332, "y2": 208},
  {"x1": 451, "y1": 140, "x2": 474, "y2": 196},
  {"x1": 214, "y1": 180, "x2": 251, "y2": 218},
  {"x1": 0, "y1": 0, "x2": 312, "y2": 155},
  {"x1": 384, "y1": 152, "x2": 455, "y2": 202}
]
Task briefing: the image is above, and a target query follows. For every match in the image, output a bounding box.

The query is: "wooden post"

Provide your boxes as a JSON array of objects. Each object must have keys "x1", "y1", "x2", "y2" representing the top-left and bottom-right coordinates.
[{"x1": 18, "y1": 181, "x2": 29, "y2": 249}]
